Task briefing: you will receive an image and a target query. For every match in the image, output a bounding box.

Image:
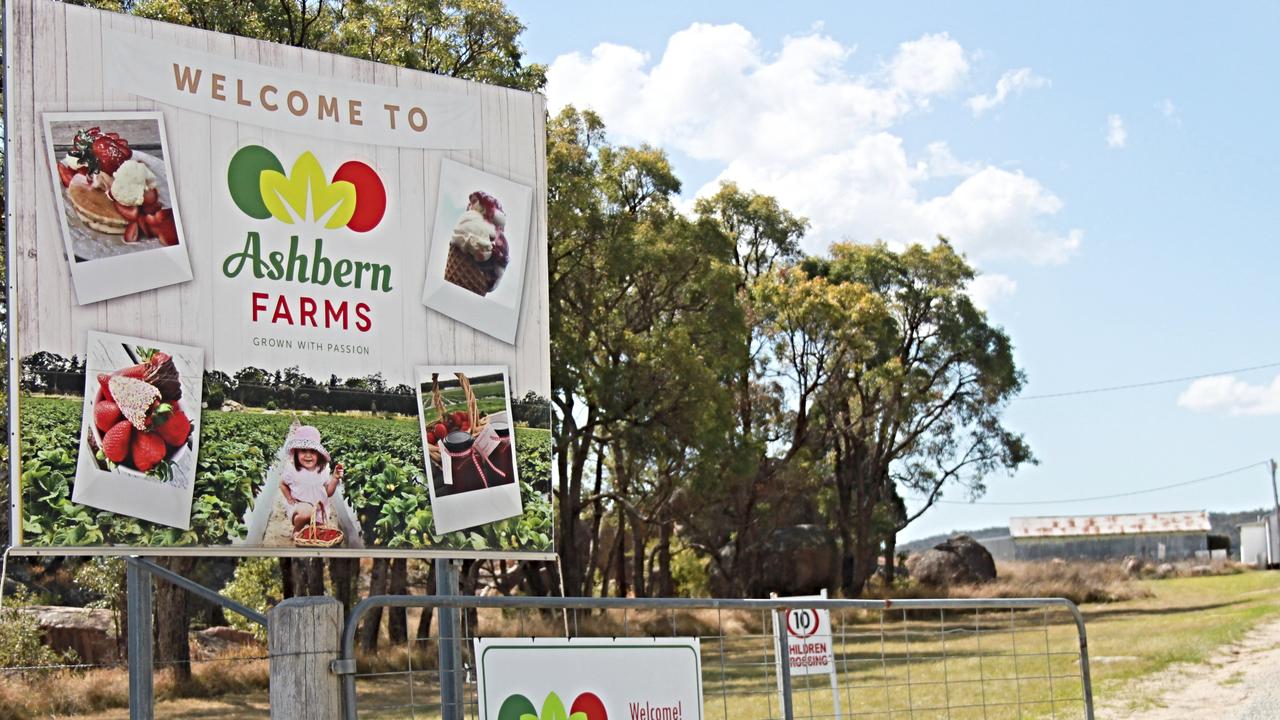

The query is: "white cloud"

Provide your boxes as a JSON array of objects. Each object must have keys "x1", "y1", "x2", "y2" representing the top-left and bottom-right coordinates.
[
  {"x1": 920, "y1": 141, "x2": 982, "y2": 178},
  {"x1": 886, "y1": 32, "x2": 970, "y2": 99},
  {"x1": 546, "y1": 24, "x2": 1082, "y2": 264},
  {"x1": 968, "y1": 273, "x2": 1017, "y2": 309},
  {"x1": 966, "y1": 67, "x2": 1049, "y2": 116},
  {"x1": 1177, "y1": 375, "x2": 1280, "y2": 416},
  {"x1": 1156, "y1": 98, "x2": 1181, "y2": 126},
  {"x1": 1106, "y1": 114, "x2": 1127, "y2": 148}
]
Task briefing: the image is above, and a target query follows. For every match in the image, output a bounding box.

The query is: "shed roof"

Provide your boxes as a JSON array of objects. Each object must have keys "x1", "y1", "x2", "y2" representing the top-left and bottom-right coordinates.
[{"x1": 1009, "y1": 511, "x2": 1210, "y2": 539}]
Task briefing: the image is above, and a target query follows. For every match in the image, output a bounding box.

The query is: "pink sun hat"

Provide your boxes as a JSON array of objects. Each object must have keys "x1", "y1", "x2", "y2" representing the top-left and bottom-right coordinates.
[{"x1": 284, "y1": 425, "x2": 330, "y2": 464}]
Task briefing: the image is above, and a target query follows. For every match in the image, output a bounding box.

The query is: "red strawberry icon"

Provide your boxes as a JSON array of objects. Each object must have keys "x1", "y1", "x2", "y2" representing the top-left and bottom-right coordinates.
[{"x1": 571, "y1": 693, "x2": 607, "y2": 720}]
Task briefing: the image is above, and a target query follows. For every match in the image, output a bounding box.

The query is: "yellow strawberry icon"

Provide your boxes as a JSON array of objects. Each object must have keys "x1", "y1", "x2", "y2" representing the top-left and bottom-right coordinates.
[{"x1": 259, "y1": 151, "x2": 356, "y2": 229}]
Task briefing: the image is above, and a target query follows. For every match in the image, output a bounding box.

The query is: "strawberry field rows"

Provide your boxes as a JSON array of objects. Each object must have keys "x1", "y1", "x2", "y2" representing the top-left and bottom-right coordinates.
[{"x1": 18, "y1": 396, "x2": 553, "y2": 551}]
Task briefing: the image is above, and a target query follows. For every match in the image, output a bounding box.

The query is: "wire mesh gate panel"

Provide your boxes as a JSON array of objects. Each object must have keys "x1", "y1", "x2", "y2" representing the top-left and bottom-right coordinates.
[{"x1": 336, "y1": 596, "x2": 1093, "y2": 720}]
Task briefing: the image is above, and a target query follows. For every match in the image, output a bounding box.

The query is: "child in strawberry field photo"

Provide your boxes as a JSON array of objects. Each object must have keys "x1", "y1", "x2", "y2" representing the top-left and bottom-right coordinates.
[{"x1": 279, "y1": 425, "x2": 343, "y2": 531}]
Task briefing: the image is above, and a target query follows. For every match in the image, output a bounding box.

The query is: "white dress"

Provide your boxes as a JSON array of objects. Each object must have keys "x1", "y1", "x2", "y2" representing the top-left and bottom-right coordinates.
[{"x1": 283, "y1": 466, "x2": 331, "y2": 520}]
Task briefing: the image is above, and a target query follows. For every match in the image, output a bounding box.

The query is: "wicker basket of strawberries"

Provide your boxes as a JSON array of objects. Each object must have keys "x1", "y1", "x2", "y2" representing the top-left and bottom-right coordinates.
[
  {"x1": 424, "y1": 373, "x2": 490, "y2": 466},
  {"x1": 293, "y1": 507, "x2": 344, "y2": 548}
]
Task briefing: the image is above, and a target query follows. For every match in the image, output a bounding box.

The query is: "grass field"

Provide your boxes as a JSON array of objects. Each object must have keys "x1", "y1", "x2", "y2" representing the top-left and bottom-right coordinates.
[{"x1": 42, "y1": 569, "x2": 1280, "y2": 719}]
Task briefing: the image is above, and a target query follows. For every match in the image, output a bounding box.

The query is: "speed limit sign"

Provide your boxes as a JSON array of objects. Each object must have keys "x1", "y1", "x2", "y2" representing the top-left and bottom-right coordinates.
[
  {"x1": 779, "y1": 606, "x2": 834, "y2": 675},
  {"x1": 773, "y1": 592, "x2": 841, "y2": 718},
  {"x1": 786, "y1": 607, "x2": 823, "y2": 639}
]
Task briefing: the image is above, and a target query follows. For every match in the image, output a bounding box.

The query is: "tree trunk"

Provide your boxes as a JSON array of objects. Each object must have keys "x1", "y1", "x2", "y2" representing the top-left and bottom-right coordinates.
[
  {"x1": 415, "y1": 562, "x2": 435, "y2": 642},
  {"x1": 306, "y1": 558, "x2": 326, "y2": 596},
  {"x1": 359, "y1": 559, "x2": 391, "y2": 652},
  {"x1": 280, "y1": 558, "x2": 296, "y2": 599},
  {"x1": 657, "y1": 521, "x2": 674, "y2": 597},
  {"x1": 583, "y1": 447, "x2": 607, "y2": 596},
  {"x1": 524, "y1": 560, "x2": 550, "y2": 596},
  {"x1": 613, "y1": 512, "x2": 628, "y2": 598},
  {"x1": 631, "y1": 516, "x2": 647, "y2": 598},
  {"x1": 328, "y1": 558, "x2": 359, "y2": 618},
  {"x1": 387, "y1": 559, "x2": 409, "y2": 643},
  {"x1": 154, "y1": 557, "x2": 196, "y2": 684},
  {"x1": 883, "y1": 532, "x2": 897, "y2": 584}
]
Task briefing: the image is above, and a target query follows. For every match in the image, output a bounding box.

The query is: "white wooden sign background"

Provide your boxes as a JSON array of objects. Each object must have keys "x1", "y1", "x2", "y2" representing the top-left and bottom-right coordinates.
[{"x1": 5, "y1": 0, "x2": 550, "y2": 555}]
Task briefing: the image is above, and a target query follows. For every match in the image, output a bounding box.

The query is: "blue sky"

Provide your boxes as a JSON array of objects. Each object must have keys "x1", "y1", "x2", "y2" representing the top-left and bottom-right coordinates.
[{"x1": 510, "y1": 1, "x2": 1280, "y2": 541}]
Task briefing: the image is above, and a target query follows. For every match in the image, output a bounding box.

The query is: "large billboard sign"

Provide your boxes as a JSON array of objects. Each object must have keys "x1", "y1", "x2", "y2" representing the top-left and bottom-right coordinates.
[{"x1": 5, "y1": 0, "x2": 553, "y2": 558}]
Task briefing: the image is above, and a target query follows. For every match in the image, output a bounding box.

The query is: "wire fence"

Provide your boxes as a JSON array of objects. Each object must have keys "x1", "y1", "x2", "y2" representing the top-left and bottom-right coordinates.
[{"x1": 341, "y1": 596, "x2": 1093, "y2": 720}]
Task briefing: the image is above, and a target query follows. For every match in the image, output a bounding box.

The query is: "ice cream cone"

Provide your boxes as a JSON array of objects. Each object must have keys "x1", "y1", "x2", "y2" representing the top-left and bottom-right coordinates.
[{"x1": 445, "y1": 245, "x2": 493, "y2": 296}]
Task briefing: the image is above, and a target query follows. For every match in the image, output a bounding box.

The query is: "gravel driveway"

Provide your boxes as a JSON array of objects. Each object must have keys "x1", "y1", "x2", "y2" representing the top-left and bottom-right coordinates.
[{"x1": 1097, "y1": 619, "x2": 1280, "y2": 719}]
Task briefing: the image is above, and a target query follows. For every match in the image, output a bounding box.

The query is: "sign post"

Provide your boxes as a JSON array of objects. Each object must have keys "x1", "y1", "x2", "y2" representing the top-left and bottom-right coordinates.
[{"x1": 773, "y1": 590, "x2": 842, "y2": 720}]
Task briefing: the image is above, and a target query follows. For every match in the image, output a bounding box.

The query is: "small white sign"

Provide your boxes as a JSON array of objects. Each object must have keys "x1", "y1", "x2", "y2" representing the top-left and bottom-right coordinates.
[
  {"x1": 780, "y1": 606, "x2": 836, "y2": 676},
  {"x1": 475, "y1": 637, "x2": 704, "y2": 720},
  {"x1": 773, "y1": 592, "x2": 842, "y2": 719}
]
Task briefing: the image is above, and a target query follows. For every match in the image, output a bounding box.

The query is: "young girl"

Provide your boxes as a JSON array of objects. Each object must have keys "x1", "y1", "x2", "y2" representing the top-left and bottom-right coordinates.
[{"x1": 279, "y1": 425, "x2": 344, "y2": 532}]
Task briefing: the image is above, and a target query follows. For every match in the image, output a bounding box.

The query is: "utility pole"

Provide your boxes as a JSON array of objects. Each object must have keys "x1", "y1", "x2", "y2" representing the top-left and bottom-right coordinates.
[{"x1": 1270, "y1": 460, "x2": 1279, "y2": 567}]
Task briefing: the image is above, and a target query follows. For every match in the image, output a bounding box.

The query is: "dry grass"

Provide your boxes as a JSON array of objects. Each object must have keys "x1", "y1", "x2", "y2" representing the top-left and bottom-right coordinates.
[
  {"x1": 865, "y1": 559, "x2": 1152, "y2": 605},
  {"x1": 952, "y1": 560, "x2": 1154, "y2": 604},
  {"x1": 0, "y1": 648, "x2": 269, "y2": 720}
]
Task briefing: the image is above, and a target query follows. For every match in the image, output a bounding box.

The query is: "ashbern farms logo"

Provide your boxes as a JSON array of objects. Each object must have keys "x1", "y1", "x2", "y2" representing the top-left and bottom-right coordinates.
[
  {"x1": 222, "y1": 145, "x2": 393, "y2": 333},
  {"x1": 499, "y1": 692, "x2": 606, "y2": 720},
  {"x1": 227, "y1": 145, "x2": 386, "y2": 231}
]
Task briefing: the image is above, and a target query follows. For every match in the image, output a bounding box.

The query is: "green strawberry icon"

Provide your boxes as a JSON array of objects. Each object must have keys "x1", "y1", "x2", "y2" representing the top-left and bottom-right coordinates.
[{"x1": 498, "y1": 694, "x2": 536, "y2": 720}]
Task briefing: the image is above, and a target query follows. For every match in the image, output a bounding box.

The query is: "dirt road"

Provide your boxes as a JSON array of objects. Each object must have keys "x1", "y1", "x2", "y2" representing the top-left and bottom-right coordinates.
[{"x1": 1097, "y1": 618, "x2": 1280, "y2": 719}]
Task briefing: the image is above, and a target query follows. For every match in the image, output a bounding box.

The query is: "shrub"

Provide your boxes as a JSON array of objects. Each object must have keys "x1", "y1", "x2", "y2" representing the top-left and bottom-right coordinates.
[
  {"x1": 0, "y1": 589, "x2": 76, "y2": 669},
  {"x1": 219, "y1": 558, "x2": 281, "y2": 641}
]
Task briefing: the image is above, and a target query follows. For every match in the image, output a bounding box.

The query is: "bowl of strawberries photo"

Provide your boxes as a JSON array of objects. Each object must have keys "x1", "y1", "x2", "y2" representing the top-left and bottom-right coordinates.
[{"x1": 88, "y1": 348, "x2": 193, "y2": 481}]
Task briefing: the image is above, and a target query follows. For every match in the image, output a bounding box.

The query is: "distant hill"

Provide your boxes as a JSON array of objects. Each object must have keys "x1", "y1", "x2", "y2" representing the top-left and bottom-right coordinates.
[
  {"x1": 900, "y1": 525, "x2": 1009, "y2": 554},
  {"x1": 900, "y1": 508, "x2": 1273, "y2": 556}
]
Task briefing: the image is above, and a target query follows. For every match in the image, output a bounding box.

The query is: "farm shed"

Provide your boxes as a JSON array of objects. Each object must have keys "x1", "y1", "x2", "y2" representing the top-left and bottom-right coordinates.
[
  {"x1": 1238, "y1": 510, "x2": 1279, "y2": 567},
  {"x1": 1009, "y1": 511, "x2": 1211, "y2": 561}
]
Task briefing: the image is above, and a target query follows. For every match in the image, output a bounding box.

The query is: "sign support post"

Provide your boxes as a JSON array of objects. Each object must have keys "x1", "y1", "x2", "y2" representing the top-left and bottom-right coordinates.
[
  {"x1": 436, "y1": 558, "x2": 464, "y2": 720},
  {"x1": 773, "y1": 608, "x2": 795, "y2": 719},
  {"x1": 126, "y1": 557, "x2": 154, "y2": 720}
]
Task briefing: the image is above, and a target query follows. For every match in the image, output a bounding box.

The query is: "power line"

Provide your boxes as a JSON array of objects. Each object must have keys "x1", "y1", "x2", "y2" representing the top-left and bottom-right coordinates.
[
  {"x1": 1017, "y1": 361, "x2": 1280, "y2": 400},
  {"x1": 910, "y1": 460, "x2": 1268, "y2": 507}
]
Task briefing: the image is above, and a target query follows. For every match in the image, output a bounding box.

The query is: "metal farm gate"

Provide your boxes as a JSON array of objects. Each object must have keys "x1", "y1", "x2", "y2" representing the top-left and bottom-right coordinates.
[{"x1": 332, "y1": 595, "x2": 1095, "y2": 720}]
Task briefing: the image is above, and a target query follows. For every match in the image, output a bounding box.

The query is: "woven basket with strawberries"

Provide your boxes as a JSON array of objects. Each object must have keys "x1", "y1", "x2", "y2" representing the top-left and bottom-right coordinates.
[
  {"x1": 292, "y1": 507, "x2": 344, "y2": 548},
  {"x1": 424, "y1": 373, "x2": 490, "y2": 466}
]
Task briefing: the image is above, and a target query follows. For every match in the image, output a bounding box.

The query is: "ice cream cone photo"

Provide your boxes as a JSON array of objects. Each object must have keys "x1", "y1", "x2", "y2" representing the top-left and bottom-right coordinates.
[{"x1": 422, "y1": 159, "x2": 533, "y2": 344}]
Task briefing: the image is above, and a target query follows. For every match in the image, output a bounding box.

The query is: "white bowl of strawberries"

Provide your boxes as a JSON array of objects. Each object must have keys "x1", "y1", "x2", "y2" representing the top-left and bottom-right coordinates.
[{"x1": 89, "y1": 351, "x2": 193, "y2": 481}]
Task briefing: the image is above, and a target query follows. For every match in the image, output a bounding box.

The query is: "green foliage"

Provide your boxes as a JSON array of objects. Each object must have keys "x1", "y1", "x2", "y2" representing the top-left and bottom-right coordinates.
[
  {"x1": 0, "y1": 589, "x2": 77, "y2": 669},
  {"x1": 549, "y1": 107, "x2": 748, "y2": 595},
  {"x1": 73, "y1": 557, "x2": 125, "y2": 611},
  {"x1": 125, "y1": 0, "x2": 545, "y2": 91},
  {"x1": 220, "y1": 557, "x2": 281, "y2": 640},
  {"x1": 669, "y1": 540, "x2": 712, "y2": 597}
]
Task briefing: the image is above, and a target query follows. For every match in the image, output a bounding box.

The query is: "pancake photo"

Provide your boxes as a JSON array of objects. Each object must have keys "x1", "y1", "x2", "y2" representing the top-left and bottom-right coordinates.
[{"x1": 43, "y1": 111, "x2": 193, "y2": 304}]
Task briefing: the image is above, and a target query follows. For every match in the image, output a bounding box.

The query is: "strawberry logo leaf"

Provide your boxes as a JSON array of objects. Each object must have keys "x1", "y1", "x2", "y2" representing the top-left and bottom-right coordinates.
[
  {"x1": 539, "y1": 692, "x2": 570, "y2": 720},
  {"x1": 497, "y1": 694, "x2": 536, "y2": 720}
]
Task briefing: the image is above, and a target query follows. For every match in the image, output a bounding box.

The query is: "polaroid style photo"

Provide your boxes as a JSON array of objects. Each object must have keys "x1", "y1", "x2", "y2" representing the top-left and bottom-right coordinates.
[
  {"x1": 73, "y1": 331, "x2": 204, "y2": 529},
  {"x1": 43, "y1": 111, "x2": 193, "y2": 304},
  {"x1": 415, "y1": 365, "x2": 522, "y2": 535},
  {"x1": 421, "y1": 159, "x2": 533, "y2": 344}
]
